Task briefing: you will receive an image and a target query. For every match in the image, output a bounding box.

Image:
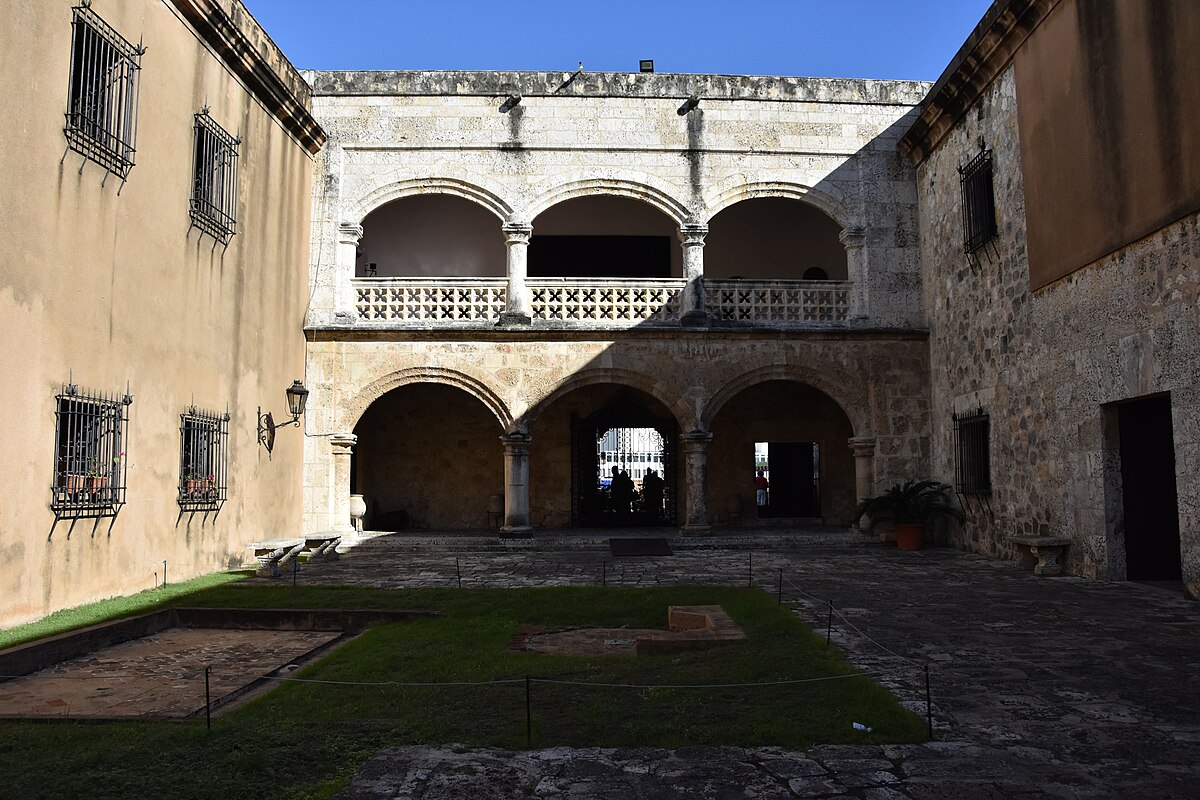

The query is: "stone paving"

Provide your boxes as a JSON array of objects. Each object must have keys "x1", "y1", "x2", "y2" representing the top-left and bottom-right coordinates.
[
  {"x1": 0, "y1": 628, "x2": 340, "y2": 718},
  {"x1": 274, "y1": 530, "x2": 1200, "y2": 799}
]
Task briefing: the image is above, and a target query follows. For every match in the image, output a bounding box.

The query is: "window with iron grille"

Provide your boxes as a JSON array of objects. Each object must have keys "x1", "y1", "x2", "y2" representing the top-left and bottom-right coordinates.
[
  {"x1": 52, "y1": 384, "x2": 132, "y2": 517},
  {"x1": 958, "y1": 144, "x2": 998, "y2": 255},
  {"x1": 64, "y1": 3, "x2": 142, "y2": 180},
  {"x1": 953, "y1": 408, "x2": 991, "y2": 496},
  {"x1": 190, "y1": 111, "x2": 239, "y2": 243},
  {"x1": 179, "y1": 408, "x2": 229, "y2": 511}
]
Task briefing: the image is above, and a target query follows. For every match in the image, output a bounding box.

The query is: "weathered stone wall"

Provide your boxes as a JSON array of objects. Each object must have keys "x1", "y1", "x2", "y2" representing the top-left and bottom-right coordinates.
[
  {"x1": 303, "y1": 332, "x2": 930, "y2": 532},
  {"x1": 918, "y1": 65, "x2": 1200, "y2": 597},
  {"x1": 304, "y1": 70, "x2": 928, "y2": 329}
]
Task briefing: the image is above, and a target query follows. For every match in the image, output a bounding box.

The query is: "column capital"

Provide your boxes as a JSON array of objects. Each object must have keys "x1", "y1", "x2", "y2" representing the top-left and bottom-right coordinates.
[
  {"x1": 681, "y1": 430, "x2": 713, "y2": 447},
  {"x1": 329, "y1": 432, "x2": 358, "y2": 453},
  {"x1": 337, "y1": 222, "x2": 364, "y2": 247},
  {"x1": 500, "y1": 431, "x2": 533, "y2": 449},
  {"x1": 502, "y1": 221, "x2": 532, "y2": 242},
  {"x1": 838, "y1": 227, "x2": 865, "y2": 250},
  {"x1": 848, "y1": 436, "x2": 877, "y2": 458},
  {"x1": 677, "y1": 223, "x2": 709, "y2": 245}
]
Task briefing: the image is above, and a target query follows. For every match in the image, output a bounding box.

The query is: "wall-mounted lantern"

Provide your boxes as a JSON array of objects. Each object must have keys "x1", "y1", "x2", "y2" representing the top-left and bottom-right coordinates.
[{"x1": 258, "y1": 380, "x2": 309, "y2": 454}]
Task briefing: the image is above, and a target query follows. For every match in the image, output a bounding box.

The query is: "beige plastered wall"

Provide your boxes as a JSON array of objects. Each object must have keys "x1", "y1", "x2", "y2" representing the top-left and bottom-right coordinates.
[{"x1": 0, "y1": 0, "x2": 315, "y2": 627}]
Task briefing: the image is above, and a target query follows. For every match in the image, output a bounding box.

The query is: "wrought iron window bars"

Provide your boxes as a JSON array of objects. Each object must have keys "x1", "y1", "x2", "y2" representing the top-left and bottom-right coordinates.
[
  {"x1": 179, "y1": 407, "x2": 229, "y2": 511},
  {"x1": 190, "y1": 109, "x2": 240, "y2": 243},
  {"x1": 958, "y1": 140, "x2": 998, "y2": 256},
  {"x1": 64, "y1": 2, "x2": 143, "y2": 181},
  {"x1": 953, "y1": 407, "x2": 992, "y2": 497},
  {"x1": 52, "y1": 383, "x2": 132, "y2": 518}
]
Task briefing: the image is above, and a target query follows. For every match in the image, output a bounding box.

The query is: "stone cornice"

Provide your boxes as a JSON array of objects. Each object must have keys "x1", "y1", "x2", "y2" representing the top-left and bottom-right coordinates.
[
  {"x1": 899, "y1": 0, "x2": 1058, "y2": 165},
  {"x1": 304, "y1": 328, "x2": 931, "y2": 343},
  {"x1": 170, "y1": 0, "x2": 326, "y2": 155},
  {"x1": 307, "y1": 70, "x2": 930, "y2": 107}
]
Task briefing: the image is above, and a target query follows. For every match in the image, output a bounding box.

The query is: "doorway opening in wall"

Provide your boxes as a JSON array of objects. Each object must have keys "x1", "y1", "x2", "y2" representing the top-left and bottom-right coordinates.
[
  {"x1": 1109, "y1": 394, "x2": 1183, "y2": 589},
  {"x1": 755, "y1": 441, "x2": 821, "y2": 519},
  {"x1": 573, "y1": 404, "x2": 676, "y2": 527}
]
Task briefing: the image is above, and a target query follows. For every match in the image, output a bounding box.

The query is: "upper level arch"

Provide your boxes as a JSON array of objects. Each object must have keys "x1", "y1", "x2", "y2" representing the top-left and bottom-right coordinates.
[
  {"x1": 700, "y1": 178, "x2": 856, "y2": 232},
  {"x1": 522, "y1": 172, "x2": 691, "y2": 228},
  {"x1": 347, "y1": 175, "x2": 514, "y2": 226},
  {"x1": 341, "y1": 366, "x2": 514, "y2": 433}
]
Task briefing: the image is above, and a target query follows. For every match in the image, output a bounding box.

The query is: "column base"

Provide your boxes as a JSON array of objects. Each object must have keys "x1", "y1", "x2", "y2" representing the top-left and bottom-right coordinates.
[
  {"x1": 680, "y1": 310, "x2": 710, "y2": 328},
  {"x1": 499, "y1": 524, "x2": 534, "y2": 537},
  {"x1": 680, "y1": 524, "x2": 712, "y2": 535},
  {"x1": 495, "y1": 312, "x2": 533, "y2": 327}
]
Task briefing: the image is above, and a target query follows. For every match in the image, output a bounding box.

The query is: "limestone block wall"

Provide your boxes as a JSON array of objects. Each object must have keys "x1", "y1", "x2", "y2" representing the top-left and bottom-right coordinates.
[
  {"x1": 302, "y1": 332, "x2": 930, "y2": 532},
  {"x1": 303, "y1": 71, "x2": 927, "y2": 329},
  {"x1": 919, "y1": 65, "x2": 1200, "y2": 596}
]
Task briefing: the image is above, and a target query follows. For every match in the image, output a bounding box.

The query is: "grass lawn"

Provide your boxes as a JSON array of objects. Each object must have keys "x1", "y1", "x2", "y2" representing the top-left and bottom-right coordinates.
[{"x1": 0, "y1": 584, "x2": 926, "y2": 800}]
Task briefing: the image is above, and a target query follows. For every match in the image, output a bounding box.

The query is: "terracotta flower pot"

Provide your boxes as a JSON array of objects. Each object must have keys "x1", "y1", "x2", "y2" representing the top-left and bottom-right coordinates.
[{"x1": 895, "y1": 522, "x2": 926, "y2": 551}]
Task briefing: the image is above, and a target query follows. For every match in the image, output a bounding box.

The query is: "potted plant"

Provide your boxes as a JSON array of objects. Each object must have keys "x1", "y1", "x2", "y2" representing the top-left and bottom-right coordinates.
[{"x1": 854, "y1": 480, "x2": 964, "y2": 551}]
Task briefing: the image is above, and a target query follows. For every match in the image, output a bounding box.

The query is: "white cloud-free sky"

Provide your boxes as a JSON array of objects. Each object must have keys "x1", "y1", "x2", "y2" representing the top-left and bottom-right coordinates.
[{"x1": 242, "y1": 0, "x2": 994, "y2": 82}]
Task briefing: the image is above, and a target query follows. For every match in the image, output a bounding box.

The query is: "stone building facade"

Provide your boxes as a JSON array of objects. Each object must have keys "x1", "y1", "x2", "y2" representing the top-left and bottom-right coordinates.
[
  {"x1": 0, "y1": 0, "x2": 323, "y2": 627},
  {"x1": 300, "y1": 71, "x2": 933, "y2": 538},
  {"x1": 902, "y1": 0, "x2": 1199, "y2": 599}
]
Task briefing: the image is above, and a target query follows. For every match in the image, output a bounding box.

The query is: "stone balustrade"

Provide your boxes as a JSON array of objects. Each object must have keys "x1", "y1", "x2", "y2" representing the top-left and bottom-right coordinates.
[{"x1": 351, "y1": 277, "x2": 851, "y2": 328}]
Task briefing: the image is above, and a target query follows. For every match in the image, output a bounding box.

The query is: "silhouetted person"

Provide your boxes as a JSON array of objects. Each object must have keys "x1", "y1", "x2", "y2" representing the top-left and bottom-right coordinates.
[
  {"x1": 612, "y1": 467, "x2": 635, "y2": 522},
  {"x1": 755, "y1": 470, "x2": 770, "y2": 508},
  {"x1": 642, "y1": 469, "x2": 665, "y2": 520}
]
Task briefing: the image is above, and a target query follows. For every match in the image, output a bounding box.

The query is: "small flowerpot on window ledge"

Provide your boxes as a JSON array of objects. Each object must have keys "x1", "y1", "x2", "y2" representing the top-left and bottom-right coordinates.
[{"x1": 86, "y1": 475, "x2": 109, "y2": 494}]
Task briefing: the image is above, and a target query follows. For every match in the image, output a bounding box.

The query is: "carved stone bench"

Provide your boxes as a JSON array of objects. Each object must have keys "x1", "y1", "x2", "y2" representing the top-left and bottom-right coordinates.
[
  {"x1": 303, "y1": 534, "x2": 342, "y2": 563},
  {"x1": 1010, "y1": 535, "x2": 1071, "y2": 576},
  {"x1": 248, "y1": 539, "x2": 305, "y2": 578}
]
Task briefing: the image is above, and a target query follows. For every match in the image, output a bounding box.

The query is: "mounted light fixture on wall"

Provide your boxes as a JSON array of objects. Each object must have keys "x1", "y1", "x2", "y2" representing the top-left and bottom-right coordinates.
[
  {"x1": 498, "y1": 94, "x2": 522, "y2": 113},
  {"x1": 257, "y1": 380, "x2": 309, "y2": 455},
  {"x1": 677, "y1": 95, "x2": 701, "y2": 115}
]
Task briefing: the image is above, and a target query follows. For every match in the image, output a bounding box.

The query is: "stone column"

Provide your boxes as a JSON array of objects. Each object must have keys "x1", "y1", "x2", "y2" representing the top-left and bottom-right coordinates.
[
  {"x1": 329, "y1": 432, "x2": 358, "y2": 535},
  {"x1": 840, "y1": 228, "x2": 866, "y2": 319},
  {"x1": 336, "y1": 222, "x2": 363, "y2": 323},
  {"x1": 848, "y1": 436, "x2": 877, "y2": 528},
  {"x1": 680, "y1": 430, "x2": 713, "y2": 533},
  {"x1": 678, "y1": 223, "x2": 709, "y2": 326},
  {"x1": 499, "y1": 432, "x2": 534, "y2": 535},
  {"x1": 498, "y1": 222, "x2": 533, "y2": 325}
]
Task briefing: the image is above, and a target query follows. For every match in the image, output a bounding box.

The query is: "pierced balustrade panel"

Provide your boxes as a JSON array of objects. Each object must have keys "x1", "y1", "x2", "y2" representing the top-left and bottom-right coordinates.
[
  {"x1": 528, "y1": 279, "x2": 685, "y2": 325},
  {"x1": 706, "y1": 280, "x2": 850, "y2": 325},
  {"x1": 354, "y1": 279, "x2": 507, "y2": 323}
]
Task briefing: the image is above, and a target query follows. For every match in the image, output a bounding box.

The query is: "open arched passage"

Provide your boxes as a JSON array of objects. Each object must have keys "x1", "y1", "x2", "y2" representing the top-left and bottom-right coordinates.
[
  {"x1": 352, "y1": 382, "x2": 504, "y2": 530},
  {"x1": 705, "y1": 197, "x2": 847, "y2": 280},
  {"x1": 529, "y1": 384, "x2": 681, "y2": 528},
  {"x1": 708, "y1": 380, "x2": 856, "y2": 526},
  {"x1": 357, "y1": 194, "x2": 505, "y2": 278},
  {"x1": 528, "y1": 196, "x2": 682, "y2": 279}
]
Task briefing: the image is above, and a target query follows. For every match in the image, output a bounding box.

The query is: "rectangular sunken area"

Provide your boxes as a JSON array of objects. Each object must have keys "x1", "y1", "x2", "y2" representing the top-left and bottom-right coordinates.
[
  {"x1": 0, "y1": 607, "x2": 435, "y2": 720},
  {"x1": 519, "y1": 604, "x2": 745, "y2": 657}
]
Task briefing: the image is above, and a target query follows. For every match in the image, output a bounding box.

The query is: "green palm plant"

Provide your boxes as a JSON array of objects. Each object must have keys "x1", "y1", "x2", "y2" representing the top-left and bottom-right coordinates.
[{"x1": 854, "y1": 480, "x2": 964, "y2": 529}]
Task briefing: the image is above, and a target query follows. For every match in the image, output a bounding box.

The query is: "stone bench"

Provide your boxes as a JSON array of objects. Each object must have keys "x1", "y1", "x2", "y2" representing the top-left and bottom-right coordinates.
[
  {"x1": 1010, "y1": 535, "x2": 1071, "y2": 576},
  {"x1": 303, "y1": 534, "x2": 341, "y2": 563},
  {"x1": 248, "y1": 539, "x2": 305, "y2": 578}
]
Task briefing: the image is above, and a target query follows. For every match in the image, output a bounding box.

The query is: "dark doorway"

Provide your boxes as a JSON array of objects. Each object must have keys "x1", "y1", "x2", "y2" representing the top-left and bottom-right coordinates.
[
  {"x1": 528, "y1": 235, "x2": 671, "y2": 278},
  {"x1": 758, "y1": 441, "x2": 820, "y2": 518},
  {"x1": 1118, "y1": 396, "x2": 1182, "y2": 581},
  {"x1": 571, "y1": 401, "x2": 677, "y2": 527}
]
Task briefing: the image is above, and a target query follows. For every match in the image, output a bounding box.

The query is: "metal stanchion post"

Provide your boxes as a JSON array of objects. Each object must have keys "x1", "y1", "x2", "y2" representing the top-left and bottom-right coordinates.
[
  {"x1": 826, "y1": 601, "x2": 833, "y2": 646},
  {"x1": 925, "y1": 665, "x2": 934, "y2": 739},
  {"x1": 602, "y1": 561, "x2": 606, "y2": 587},
  {"x1": 777, "y1": 570, "x2": 782, "y2": 605},
  {"x1": 748, "y1": 551, "x2": 753, "y2": 587},
  {"x1": 525, "y1": 676, "x2": 532, "y2": 748},
  {"x1": 457, "y1": 558, "x2": 462, "y2": 589},
  {"x1": 205, "y1": 666, "x2": 212, "y2": 731}
]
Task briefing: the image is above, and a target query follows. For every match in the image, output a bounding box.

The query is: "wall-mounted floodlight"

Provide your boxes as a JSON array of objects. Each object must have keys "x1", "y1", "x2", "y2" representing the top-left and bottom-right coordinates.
[
  {"x1": 639, "y1": 60, "x2": 654, "y2": 73},
  {"x1": 499, "y1": 94, "x2": 522, "y2": 113},
  {"x1": 677, "y1": 95, "x2": 700, "y2": 115},
  {"x1": 258, "y1": 380, "x2": 309, "y2": 454}
]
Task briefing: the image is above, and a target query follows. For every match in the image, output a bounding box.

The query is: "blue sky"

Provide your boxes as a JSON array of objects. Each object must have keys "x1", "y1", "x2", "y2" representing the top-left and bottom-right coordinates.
[{"x1": 242, "y1": 1, "x2": 993, "y2": 82}]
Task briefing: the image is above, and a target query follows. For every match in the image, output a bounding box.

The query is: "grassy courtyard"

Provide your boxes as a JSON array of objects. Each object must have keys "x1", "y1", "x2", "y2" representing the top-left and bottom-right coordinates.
[{"x1": 1, "y1": 583, "x2": 925, "y2": 799}]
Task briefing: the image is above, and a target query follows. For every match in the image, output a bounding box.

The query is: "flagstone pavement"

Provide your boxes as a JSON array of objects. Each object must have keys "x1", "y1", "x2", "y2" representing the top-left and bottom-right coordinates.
[{"x1": 273, "y1": 530, "x2": 1200, "y2": 799}]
